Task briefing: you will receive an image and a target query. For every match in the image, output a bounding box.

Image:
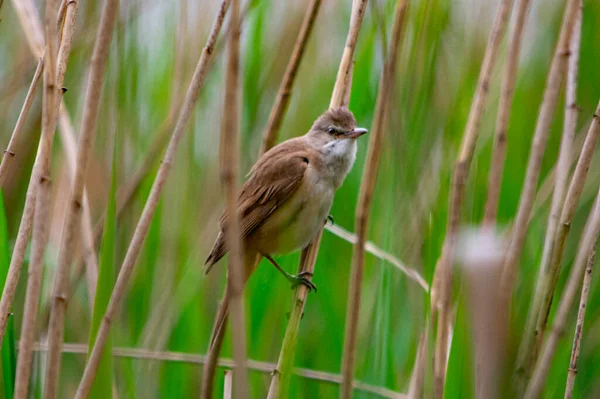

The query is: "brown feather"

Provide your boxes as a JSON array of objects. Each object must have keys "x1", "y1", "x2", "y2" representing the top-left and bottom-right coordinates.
[{"x1": 205, "y1": 138, "x2": 310, "y2": 271}]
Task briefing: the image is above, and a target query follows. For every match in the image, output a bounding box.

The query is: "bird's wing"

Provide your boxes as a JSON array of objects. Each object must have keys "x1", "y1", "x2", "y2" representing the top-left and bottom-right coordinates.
[{"x1": 222, "y1": 139, "x2": 310, "y2": 240}]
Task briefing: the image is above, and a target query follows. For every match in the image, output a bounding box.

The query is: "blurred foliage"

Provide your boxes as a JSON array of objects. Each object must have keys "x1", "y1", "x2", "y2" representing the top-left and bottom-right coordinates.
[{"x1": 0, "y1": 0, "x2": 600, "y2": 397}]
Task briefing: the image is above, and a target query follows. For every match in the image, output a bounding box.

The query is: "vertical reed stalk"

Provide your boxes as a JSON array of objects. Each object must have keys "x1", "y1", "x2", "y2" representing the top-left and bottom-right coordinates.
[
  {"x1": 498, "y1": 0, "x2": 580, "y2": 305},
  {"x1": 266, "y1": 1, "x2": 370, "y2": 398},
  {"x1": 0, "y1": 0, "x2": 97, "y2": 349},
  {"x1": 515, "y1": 2, "x2": 582, "y2": 390},
  {"x1": 44, "y1": 0, "x2": 119, "y2": 395},
  {"x1": 524, "y1": 189, "x2": 600, "y2": 399},
  {"x1": 73, "y1": 2, "x2": 231, "y2": 397},
  {"x1": 0, "y1": 58, "x2": 43, "y2": 189},
  {"x1": 259, "y1": 0, "x2": 323, "y2": 155},
  {"x1": 563, "y1": 249, "x2": 594, "y2": 399},
  {"x1": 431, "y1": 0, "x2": 513, "y2": 395},
  {"x1": 483, "y1": 0, "x2": 532, "y2": 225},
  {"x1": 219, "y1": 0, "x2": 249, "y2": 397},
  {"x1": 340, "y1": 1, "x2": 408, "y2": 396},
  {"x1": 13, "y1": 0, "x2": 60, "y2": 396}
]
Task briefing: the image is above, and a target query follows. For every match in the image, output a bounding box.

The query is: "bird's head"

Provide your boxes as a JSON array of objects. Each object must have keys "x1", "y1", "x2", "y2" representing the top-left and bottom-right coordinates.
[{"x1": 307, "y1": 107, "x2": 368, "y2": 144}]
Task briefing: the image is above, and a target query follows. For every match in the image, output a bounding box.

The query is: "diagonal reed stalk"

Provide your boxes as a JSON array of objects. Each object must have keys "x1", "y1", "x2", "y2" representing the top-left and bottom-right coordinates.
[
  {"x1": 43, "y1": 0, "x2": 120, "y2": 396},
  {"x1": 13, "y1": 0, "x2": 60, "y2": 397},
  {"x1": 514, "y1": 2, "x2": 583, "y2": 391},
  {"x1": 0, "y1": 57, "x2": 43, "y2": 189},
  {"x1": 407, "y1": 323, "x2": 429, "y2": 399},
  {"x1": 218, "y1": 0, "x2": 249, "y2": 397},
  {"x1": 340, "y1": 0, "x2": 408, "y2": 396},
  {"x1": 524, "y1": 187, "x2": 600, "y2": 399},
  {"x1": 563, "y1": 248, "x2": 594, "y2": 399},
  {"x1": 266, "y1": 1, "x2": 370, "y2": 398},
  {"x1": 498, "y1": 0, "x2": 580, "y2": 308},
  {"x1": 259, "y1": 0, "x2": 323, "y2": 156},
  {"x1": 0, "y1": 0, "x2": 99, "y2": 350},
  {"x1": 483, "y1": 0, "x2": 532, "y2": 226},
  {"x1": 431, "y1": 0, "x2": 513, "y2": 395},
  {"x1": 73, "y1": 1, "x2": 232, "y2": 397}
]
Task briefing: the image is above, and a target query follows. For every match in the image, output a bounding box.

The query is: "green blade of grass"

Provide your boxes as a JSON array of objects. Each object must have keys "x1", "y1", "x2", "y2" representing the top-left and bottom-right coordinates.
[
  {"x1": 88, "y1": 136, "x2": 118, "y2": 399},
  {"x1": 0, "y1": 192, "x2": 16, "y2": 399}
]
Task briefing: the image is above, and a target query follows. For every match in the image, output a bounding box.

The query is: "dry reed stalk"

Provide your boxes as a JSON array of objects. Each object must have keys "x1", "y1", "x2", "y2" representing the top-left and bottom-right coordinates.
[
  {"x1": 13, "y1": 0, "x2": 60, "y2": 397},
  {"x1": 458, "y1": 230, "x2": 505, "y2": 399},
  {"x1": 0, "y1": 57, "x2": 43, "y2": 189},
  {"x1": 73, "y1": 2, "x2": 232, "y2": 397},
  {"x1": 32, "y1": 342, "x2": 408, "y2": 399},
  {"x1": 266, "y1": 1, "x2": 370, "y2": 398},
  {"x1": 524, "y1": 190, "x2": 600, "y2": 399},
  {"x1": 514, "y1": 3, "x2": 582, "y2": 389},
  {"x1": 223, "y1": 370, "x2": 233, "y2": 399},
  {"x1": 259, "y1": 0, "x2": 323, "y2": 155},
  {"x1": 483, "y1": 0, "x2": 532, "y2": 225},
  {"x1": 563, "y1": 249, "x2": 594, "y2": 399},
  {"x1": 218, "y1": 0, "x2": 249, "y2": 397},
  {"x1": 340, "y1": 1, "x2": 408, "y2": 396},
  {"x1": 0, "y1": 0, "x2": 99, "y2": 350},
  {"x1": 43, "y1": 0, "x2": 119, "y2": 395},
  {"x1": 407, "y1": 323, "x2": 429, "y2": 399},
  {"x1": 431, "y1": 0, "x2": 513, "y2": 395},
  {"x1": 498, "y1": 0, "x2": 580, "y2": 305}
]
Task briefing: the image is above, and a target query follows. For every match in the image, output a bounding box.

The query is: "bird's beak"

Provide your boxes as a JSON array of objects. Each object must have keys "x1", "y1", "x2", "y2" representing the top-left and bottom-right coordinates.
[{"x1": 344, "y1": 127, "x2": 368, "y2": 139}]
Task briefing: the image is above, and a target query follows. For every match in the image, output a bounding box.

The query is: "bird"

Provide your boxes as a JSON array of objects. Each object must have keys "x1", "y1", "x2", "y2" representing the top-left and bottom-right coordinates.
[{"x1": 204, "y1": 107, "x2": 367, "y2": 344}]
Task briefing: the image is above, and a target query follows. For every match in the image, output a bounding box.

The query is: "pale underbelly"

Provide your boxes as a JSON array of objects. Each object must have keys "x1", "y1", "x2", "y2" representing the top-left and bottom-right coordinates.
[{"x1": 252, "y1": 183, "x2": 334, "y2": 255}]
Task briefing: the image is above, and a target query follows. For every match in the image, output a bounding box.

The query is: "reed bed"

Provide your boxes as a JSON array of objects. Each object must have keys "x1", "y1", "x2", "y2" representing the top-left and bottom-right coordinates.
[{"x1": 0, "y1": 0, "x2": 600, "y2": 398}]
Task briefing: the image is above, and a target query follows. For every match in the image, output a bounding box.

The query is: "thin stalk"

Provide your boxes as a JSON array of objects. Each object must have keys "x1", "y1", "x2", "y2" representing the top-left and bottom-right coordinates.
[
  {"x1": 0, "y1": 57, "x2": 43, "y2": 189},
  {"x1": 515, "y1": 3, "x2": 582, "y2": 390},
  {"x1": 407, "y1": 323, "x2": 429, "y2": 399},
  {"x1": 431, "y1": 0, "x2": 513, "y2": 395},
  {"x1": 223, "y1": 370, "x2": 232, "y2": 399},
  {"x1": 483, "y1": 0, "x2": 532, "y2": 225},
  {"x1": 259, "y1": 0, "x2": 323, "y2": 155},
  {"x1": 73, "y1": 1, "x2": 231, "y2": 397},
  {"x1": 524, "y1": 190, "x2": 600, "y2": 399},
  {"x1": 13, "y1": 0, "x2": 60, "y2": 396},
  {"x1": 32, "y1": 342, "x2": 409, "y2": 399},
  {"x1": 219, "y1": 0, "x2": 249, "y2": 397},
  {"x1": 563, "y1": 249, "x2": 594, "y2": 399},
  {"x1": 266, "y1": 1, "x2": 370, "y2": 398},
  {"x1": 340, "y1": 0, "x2": 408, "y2": 396},
  {"x1": 0, "y1": 0, "x2": 97, "y2": 349},
  {"x1": 44, "y1": 0, "x2": 119, "y2": 395},
  {"x1": 498, "y1": 0, "x2": 580, "y2": 305}
]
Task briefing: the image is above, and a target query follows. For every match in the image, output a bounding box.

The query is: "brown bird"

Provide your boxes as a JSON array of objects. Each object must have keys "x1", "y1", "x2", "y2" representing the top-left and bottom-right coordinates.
[{"x1": 205, "y1": 107, "x2": 367, "y2": 342}]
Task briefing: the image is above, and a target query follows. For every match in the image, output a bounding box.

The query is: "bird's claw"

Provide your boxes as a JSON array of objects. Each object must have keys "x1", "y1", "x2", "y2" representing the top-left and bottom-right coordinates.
[
  {"x1": 326, "y1": 215, "x2": 334, "y2": 226},
  {"x1": 289, "y1": 272, "x2": 317, "y2": 292}
]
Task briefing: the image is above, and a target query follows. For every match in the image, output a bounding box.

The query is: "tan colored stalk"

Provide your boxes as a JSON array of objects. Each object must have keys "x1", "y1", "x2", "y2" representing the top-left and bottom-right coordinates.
[
  {"x1": 340, "y1": 1, "x2": 408, "y2": 396},
  {"x1": 563, "y1": 249, "x2": 594, "y2": 399},
  {"x1": 223, "y1": 370, "x2": 233, "y2": 399},
  {"x1": 43, "y1": 0, "x2": 119, "y2": 396},
  {"x1": 483, "y1": 0, "x2": 532, "y2": 225},
  {"x1": 33, "y1": 342, "x2": 408, "y2": 399},
  {"x1": 0, "y1": 0, "x2": 98, "y2": 349},
  {"x1": 524, "y1": 190, "x2": 600, "y2": 399},
  {"x1": 265, "y1": 1, "x2": 370, "y2": 398},
  {"x1": 259, "y1": 0, "x2": 323, "y2": 155},
  {"x1": 73, "y1": 2, "x2": 232, "y2": 397},
  {"x1": 13, "y1": 0, "x2": 60, "y2": 396},
  {"x1": 0, "y1": 57, "x2": 43, "y2": 188},
  {"x1": 515, "y1": 3, "x2": 582, "y2": 390},
  {"x1": 407, "y1": 324, "x2": 429, "y2": 399},
  {"x1": 431, "y1": 0, "x2": 513, "y2": 395},
  {"x1": 218, "y1": 0, "x2": 249, "y2": 397},
  {"x1": 498, "y1": 0, "x2": 580, "y2": 303}
]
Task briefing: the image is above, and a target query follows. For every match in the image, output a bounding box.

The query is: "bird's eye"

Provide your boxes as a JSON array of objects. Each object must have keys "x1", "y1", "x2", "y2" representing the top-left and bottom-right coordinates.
[{"x1": 328, "y1": 126, "x2": 336, "y2": 134}]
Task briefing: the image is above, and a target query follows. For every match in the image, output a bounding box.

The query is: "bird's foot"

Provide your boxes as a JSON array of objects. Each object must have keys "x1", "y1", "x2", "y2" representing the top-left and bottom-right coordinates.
[
  {"x1": 326, "y1": 214, "x2": 334, "y2": 226},
  {"x1": 286, "y1": 271, "x2": 317, "y2": 292}
]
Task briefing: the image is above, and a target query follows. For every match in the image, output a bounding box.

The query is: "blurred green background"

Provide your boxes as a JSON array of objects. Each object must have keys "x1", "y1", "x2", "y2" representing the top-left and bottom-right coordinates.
[{"x1": 1, "y1": 0, "x2": 600, "y2": 397}]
